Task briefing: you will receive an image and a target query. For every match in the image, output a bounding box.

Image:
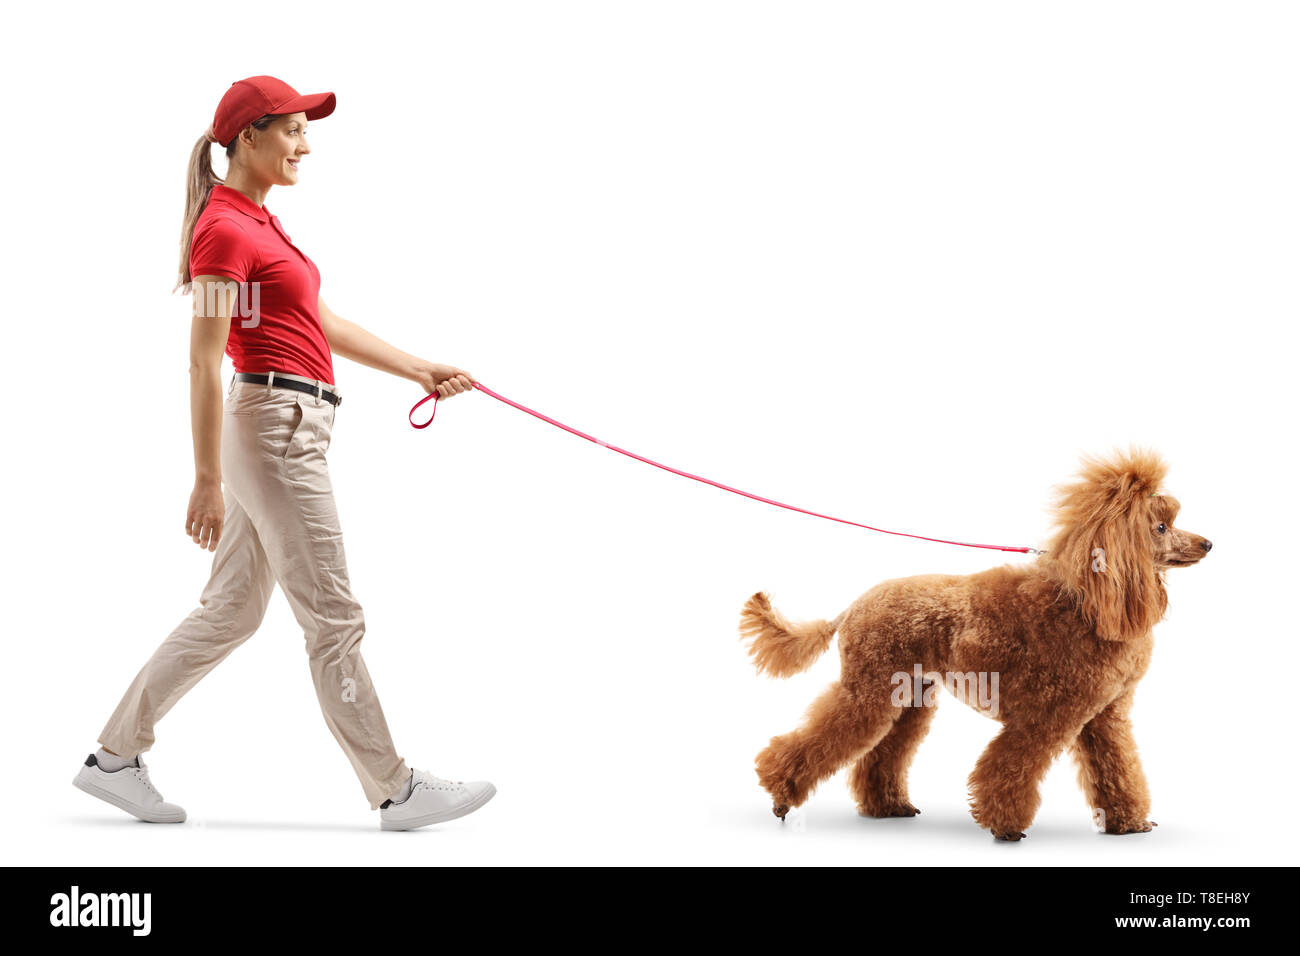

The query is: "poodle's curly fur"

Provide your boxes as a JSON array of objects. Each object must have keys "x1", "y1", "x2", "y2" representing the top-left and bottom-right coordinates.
[{"x1": 739, "y1": 448, "x2": 1211, "y2": 841}]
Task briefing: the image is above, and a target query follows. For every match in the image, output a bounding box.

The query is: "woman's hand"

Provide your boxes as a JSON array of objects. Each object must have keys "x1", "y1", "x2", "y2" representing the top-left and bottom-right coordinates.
[
  {"x1": 186, "y1": 478, "x2": 225, "y2": 552},
  {"x1": 415, "y1": 361, "x2": 477, "y2": 399}
]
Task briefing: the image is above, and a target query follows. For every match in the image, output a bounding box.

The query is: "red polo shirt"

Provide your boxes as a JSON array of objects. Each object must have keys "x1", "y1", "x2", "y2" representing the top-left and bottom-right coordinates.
[{"x1": 189, "y1": 183, "x2": 334, "y2": 385}]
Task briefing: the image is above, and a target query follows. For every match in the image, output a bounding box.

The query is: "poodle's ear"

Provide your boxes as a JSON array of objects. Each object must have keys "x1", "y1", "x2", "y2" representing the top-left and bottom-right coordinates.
[{"x1": 1045, "y1": 448, "x2": 1170, "y2": 641}]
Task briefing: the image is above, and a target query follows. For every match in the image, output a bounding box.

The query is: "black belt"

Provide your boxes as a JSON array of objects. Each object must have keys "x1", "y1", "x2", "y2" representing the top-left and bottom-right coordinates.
[{"x1": 233, "y1": 372, "x2": 343, "y2": 406}]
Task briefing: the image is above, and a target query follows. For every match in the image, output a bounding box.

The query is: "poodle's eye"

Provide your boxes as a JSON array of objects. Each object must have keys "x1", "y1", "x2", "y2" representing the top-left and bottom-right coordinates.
[{"x1": 1157, "y1": 523, "x2": 1167, "y2": 534}]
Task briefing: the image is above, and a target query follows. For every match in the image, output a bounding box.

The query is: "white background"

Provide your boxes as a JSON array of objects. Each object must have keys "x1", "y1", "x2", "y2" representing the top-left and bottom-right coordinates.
[{"x1": 3, "y1": 0, "x2": 1296, "y2": 866}]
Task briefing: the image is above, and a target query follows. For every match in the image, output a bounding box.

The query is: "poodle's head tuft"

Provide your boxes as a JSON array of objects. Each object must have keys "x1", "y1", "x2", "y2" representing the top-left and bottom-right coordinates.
[{"x1": 1043, "y1": 447, "x2": 1210, "y2": 641}]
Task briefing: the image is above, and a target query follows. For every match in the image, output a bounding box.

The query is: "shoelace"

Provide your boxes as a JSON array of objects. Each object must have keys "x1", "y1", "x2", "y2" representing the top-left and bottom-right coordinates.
[
  {"x1": 415, "y1": 770, "x2": 465, "y2": 792},
  {"x1": 132, "y1": 765, "x2": 163, "y2": 800}
]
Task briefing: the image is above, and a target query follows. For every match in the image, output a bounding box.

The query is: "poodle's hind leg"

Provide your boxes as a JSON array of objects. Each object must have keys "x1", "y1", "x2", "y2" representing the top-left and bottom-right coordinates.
[
  {"x1": 755, "y1": 681, "x2": 897, "y2": 820},
  {"x1": 849, "y1": 691, "x2": 937, "y2": 818}
]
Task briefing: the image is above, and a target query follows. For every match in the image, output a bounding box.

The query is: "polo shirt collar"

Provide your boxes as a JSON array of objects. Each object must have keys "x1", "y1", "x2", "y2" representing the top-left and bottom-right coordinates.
[{"x1": 211, "y1": 183, "x2": 270, "y2": 224}]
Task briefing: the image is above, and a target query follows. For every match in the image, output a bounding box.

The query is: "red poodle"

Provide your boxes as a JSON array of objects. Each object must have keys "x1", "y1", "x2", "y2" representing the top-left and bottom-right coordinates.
[{"x1": 740, "y1": 448, "x2": 1210, "y2": 840}]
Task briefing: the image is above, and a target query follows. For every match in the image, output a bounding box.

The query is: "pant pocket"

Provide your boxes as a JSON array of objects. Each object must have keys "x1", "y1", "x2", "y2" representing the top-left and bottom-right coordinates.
[{"x1": 279, "y1": 395, "x2": 308, "y2": 462}]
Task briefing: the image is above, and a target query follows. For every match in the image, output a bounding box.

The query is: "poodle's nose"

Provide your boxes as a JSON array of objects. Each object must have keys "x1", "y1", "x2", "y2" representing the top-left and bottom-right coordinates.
[{"x1": 1201, "y1": 539, "x2": 1213, "y2": 552}]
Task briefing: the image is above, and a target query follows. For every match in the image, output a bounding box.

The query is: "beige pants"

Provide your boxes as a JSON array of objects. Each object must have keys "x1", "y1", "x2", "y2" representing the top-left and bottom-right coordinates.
[{"x1": 99, "y1": 376, "x2": 411, "y2": 810}]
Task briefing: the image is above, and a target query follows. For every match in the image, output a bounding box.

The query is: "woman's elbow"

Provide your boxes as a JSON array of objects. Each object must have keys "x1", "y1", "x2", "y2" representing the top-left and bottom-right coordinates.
[{"x1": 188, "y1": 355, "x2": 224, "y2": 379}]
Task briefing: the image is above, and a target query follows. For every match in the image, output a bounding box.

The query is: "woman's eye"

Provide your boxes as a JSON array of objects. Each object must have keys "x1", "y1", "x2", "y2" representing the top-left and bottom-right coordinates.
[{"x1": 1157, "y1": 523, "x2": 1167, "y2": 534}]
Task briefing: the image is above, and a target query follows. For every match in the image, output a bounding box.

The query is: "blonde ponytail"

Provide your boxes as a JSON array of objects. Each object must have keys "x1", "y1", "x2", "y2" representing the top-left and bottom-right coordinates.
[{"x1": 173, "y1": 114, "x2": 274, "y2": 294}]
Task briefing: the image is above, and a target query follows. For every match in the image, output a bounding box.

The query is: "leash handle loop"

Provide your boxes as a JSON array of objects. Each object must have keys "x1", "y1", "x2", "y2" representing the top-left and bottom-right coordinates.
[{"x1": 409, "y1": 390, "x2": 439, "y2": 429}]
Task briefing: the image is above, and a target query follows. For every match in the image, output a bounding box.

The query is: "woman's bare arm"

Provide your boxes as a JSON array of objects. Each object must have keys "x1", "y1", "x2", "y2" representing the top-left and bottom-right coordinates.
[
  {"x1": 187, "y1": 276, "x2": 235, "y2": 551},
  {"x1": 318, "y1": 295, "x2": 475, "y2": 398}
]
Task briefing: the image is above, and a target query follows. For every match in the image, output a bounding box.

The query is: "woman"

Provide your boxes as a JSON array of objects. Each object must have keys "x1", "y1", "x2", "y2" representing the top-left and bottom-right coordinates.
[{"x1": 72, "y1": 75, "x2": 495, "y2": 832}]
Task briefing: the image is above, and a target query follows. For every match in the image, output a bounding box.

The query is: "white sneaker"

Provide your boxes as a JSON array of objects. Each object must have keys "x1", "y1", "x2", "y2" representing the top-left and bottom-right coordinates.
[
  {"x1": 72, "y1": 753, "x2": 186, "y2": 824},
  {"x1": 379, "y1": 768, "x2": 496, "y2": 831}
]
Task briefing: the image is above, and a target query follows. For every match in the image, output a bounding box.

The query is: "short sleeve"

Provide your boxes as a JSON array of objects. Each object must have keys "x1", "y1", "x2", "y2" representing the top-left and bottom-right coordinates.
[{"x1": 190, "y1": 217, "x2": 256, "y2": 284}]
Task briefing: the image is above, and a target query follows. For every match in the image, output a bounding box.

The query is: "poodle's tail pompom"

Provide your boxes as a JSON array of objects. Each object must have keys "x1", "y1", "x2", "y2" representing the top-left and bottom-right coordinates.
[{"x1": 739, "y1": 592, "x2": 840, "y2": 678}]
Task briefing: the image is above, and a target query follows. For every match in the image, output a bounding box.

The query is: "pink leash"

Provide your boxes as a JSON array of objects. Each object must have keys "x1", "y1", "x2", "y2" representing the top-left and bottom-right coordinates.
[{"x1": 409, "y1": 385, "x2": 1040, "y2": 554}]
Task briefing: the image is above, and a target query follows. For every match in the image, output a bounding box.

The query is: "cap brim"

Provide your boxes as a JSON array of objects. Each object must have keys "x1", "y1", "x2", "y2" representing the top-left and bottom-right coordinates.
[{"x1": 272, "y1": 90, "x2": 336, "y2": 122}]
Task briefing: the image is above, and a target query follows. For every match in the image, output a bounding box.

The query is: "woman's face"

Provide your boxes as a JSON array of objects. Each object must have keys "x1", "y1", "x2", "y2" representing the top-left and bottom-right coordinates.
[{"x1": 241, "y1": 112, "x2": 311, "y2": 187}]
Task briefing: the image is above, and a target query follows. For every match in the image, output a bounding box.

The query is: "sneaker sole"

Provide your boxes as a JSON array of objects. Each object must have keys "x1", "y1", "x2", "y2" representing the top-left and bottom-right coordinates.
[
  {"x1": 72, "y1": 771, "x2": 186, "y2": 824},
  {"x1": 380, "y1": 782, "x2": 496, "y2": 831}
]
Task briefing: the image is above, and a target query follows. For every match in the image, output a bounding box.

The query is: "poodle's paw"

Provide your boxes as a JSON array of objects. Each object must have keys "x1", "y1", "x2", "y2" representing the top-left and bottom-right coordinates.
[
  {"x1": 762, "y1": 783, "x2": 803, "y2": 819},
  {"x1": 755, "y1": 743, "x2": 807, "y2": 813},
  {"x1": 858, "y1": 801, "x2": 921, "y2": 818},
  {"x1": 969, "y1": 800, "x2": 1030, "y2": 841},
  {"x1": 1105, "y1": 818, "x2": 1158, "y2": 835}
]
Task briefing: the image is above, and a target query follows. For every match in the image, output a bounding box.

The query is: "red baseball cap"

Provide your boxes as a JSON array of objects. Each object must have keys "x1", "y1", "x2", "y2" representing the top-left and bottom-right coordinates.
[{"x1": 207, "y1": 75, "x2": 336, "y2": 148}]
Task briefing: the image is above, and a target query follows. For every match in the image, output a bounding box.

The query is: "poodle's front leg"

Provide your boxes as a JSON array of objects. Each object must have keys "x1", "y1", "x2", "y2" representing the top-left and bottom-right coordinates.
[
  {"x1": 1070, "y1": 689, "x2": 1156, "y2": 835},
  {"x1": 968, "y1": 720, "x2": 1077, "y2": 841}
]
